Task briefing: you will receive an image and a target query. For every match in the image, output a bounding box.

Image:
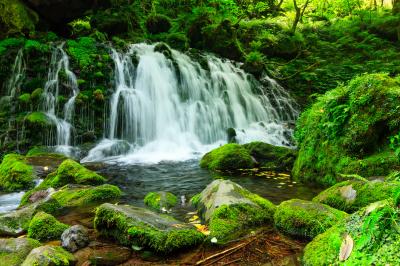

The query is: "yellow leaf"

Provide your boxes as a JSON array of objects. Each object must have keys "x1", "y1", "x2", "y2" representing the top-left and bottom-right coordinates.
[
  {"x1": 189, "y1": 215, "x2": 199, "y2": 222},
  {"x1": 339, "y1": 234, "x2": 354, "y2": 261}
]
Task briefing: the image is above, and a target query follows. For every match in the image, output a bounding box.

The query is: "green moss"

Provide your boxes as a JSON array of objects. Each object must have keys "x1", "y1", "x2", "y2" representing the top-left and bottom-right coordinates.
[
  {"x1": 0, "y1": 238, "x2": 41, "y2": 266},
  {"x1": 66, "y1": 37, "x2": 97, "y2": 68},
  {"x1": 200, "y1": 144, "x2": 254, "y2": 171},
  {"x1": 0, "y1": 154, "x2": 34, "y2": 192},
  {"x1": 30, "y1": 88, "x2": 43, "y2": 101},
  {"x1": 313, "y1": 180, "x2": 400, "y2": 213},
  {"x1": 293, "y1": 74, "x2": 400, "y2": 186},
  {"x1": 0, "y1": 0, "x2": 38, "y2": 38},
  {"x1": 26, "y1": 146, "x2": 67, "y2": 159},
  {"x1": 274, "y1": 199, "x2": 348, "y2": 239},
  {"x1": 18, "y1": 93, "x2": 30, "y2": 103},
  {"x1": 24, "y1": 40, "x2": 48, "y2": 53},
  {"x1": 144, "y1": 191, "x2": 178, "y2": 210},
  {"x1": 190, "y1": 193, "x2": 201, "y2": 207},
  {"x1": 303, "y1": 200, "x2": 400, "y2": 265},
  {"x1": 27, "y1": 212, "x2": 69, "y2": 241},
  {"x1": 25, "y1": 112, "x2": 51, "y2": 127},
  {"x1": 94, "y1": 203, "x2": 204, "y2": 254},
  {"x1": 21, "y1": 246, "x2": 75, "y2": 266}
]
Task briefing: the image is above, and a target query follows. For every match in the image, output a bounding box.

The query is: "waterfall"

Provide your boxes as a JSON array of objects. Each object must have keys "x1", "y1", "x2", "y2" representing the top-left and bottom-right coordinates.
[
  {"x1": 83, "y1": 43, "x2": 298, "y2": 164},
  {"x1": 6, "y1": 49, "x2": 25, "y2": 99},
  {"x1": 41, "y1": 43, "x2": 80, "y2": 156}
]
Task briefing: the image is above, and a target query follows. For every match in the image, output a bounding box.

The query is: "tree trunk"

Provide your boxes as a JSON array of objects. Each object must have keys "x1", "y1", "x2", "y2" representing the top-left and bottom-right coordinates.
[
  {"x1": 291, "y1": 0, "x2": 310, "y2": 34},
  {"x1": 394, "y1": 0, "x2": 400, "y2": 14}
]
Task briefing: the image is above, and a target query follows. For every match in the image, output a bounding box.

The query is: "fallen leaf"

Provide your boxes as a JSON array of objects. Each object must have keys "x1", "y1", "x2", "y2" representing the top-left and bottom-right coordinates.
[
  {"x1": 189, "y1": 215, "x2": 199, "y2": 222},
  {"x1": 194, "y1": 224, "x2": 210, "y2": 235},
  {"x1": 339, "y1": 234, "x2": 354, "y2": 261}
]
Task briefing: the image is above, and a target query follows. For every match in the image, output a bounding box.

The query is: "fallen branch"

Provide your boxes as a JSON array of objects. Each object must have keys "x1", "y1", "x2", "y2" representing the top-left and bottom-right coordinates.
[{"x1": 196, "y1": 241, "x2": 250, "y2": 265}]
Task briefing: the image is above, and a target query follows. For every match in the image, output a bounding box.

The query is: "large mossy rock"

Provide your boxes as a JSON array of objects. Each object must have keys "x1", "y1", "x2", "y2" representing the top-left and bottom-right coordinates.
[
  {"x1": 303, "y1": 200, "x2": 400, "y2": 265},
  {"x1": 0, "y1": 154, "x2": 35, "y2": 192},
  {"x1": 192, "y1": 179, "x2": 276, "y2": 243},
  {"x1": 144, "y1": 191, "x2": 178, "y2": 211},
  {"x1": 27, "y1": 212, "x2": 69, "y2": 241},
  {"x1": 313, "y1": 179, "x2": 400, "y2": 213},
  {"x1": 0, "y1": 0, "x2": 38, "y2": 38},
  {"x1": 22, "y1": 246, "x2": 76, "y2": 266},
  {"x1": 0, "y1": 204, "x2": 36, "y2": 236},
  {"x1": 274, "y1": 199, "x2": 348, "y2": 239},
  {"x1": 243, "y1": 142, "x2": 297, "y2": 171},
  {"x1": 0, "y1": 238, "x2": 41, "y2": 266},
  {"x1": 94, "y1": 203, "x2": 205, "y2": 254},
  {"x1": 293, "y1": 74, "x2": 400, "y2": 186},
  {"x1": 21, "y1": 184, "x2": 121, "y2": 215},
  {"x1": 200, "y1": 143, "x2": 255, "y2": 171}
]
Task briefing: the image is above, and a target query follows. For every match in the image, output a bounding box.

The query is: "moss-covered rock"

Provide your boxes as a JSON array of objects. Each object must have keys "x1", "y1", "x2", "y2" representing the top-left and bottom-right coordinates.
[
  {"x1": 303, "y1": 200, "x2": 400, "y2": 265},
  {"x1": 0, "y1": 238, "x2": 41, "y2": 266},
  {"x1": 27, "y1": 212, "x2": 69, "y2": 241},
  {"x1": 0, "y1": 154, "x2": 35, "y2": 192},
  {"x1": 243, "y1": 142, "x2": 297, "y2": 171},
  {"x1": 94, "y1": 203, "x2": 205, "y2": 254},
  {"x1": 144, "y1": 191, "x2": 178, "y2": 211},
  {"x1": 0, "y1": 0, "x2": 38, "y2": 38},
  {"x1": 313, "y1": 179, "x2": 400, "y2": 213},
  {"x1": 22, "y1": 246, "x2": 76, "y2": 266},
  {"x1": 293, "y1": 74, "x2": 400, "y2": 186},
  {"x1": 192, "y1": 179, "x2": 276, "y2": 243},
  {"x1": 21, "y1": 184, "x2": 121, "y2": 215},
  {"x1": 25, "y1": 111, "x2": 52, "y2": 127},
  {"x1": 200, "y1": 144, "x2": 255, "y2": 172},
  {"x1": 0, "y1": 204, "x2": 36, "y2": 236},
  {"x1": 274, "y1": 199, "x2": 348, "y2": 239}
]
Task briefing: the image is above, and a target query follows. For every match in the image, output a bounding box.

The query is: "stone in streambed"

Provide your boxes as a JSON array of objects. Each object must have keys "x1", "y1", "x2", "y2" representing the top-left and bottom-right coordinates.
[
  {"x1": 144, "y1": 191, "x2": 178, "y2": 211},
  {"x1": 27, "y1": 212, "x2": 69, "y2": 241},
  {"x1": 0, "y1": 238, "x2": 41, "y2": 266},
  {"x1": 0, "y1": 154, "x2": 35, "y2": 192},
  {"x1": 0, "y1": 204, "x2": 36, "y2": 236},
  {"x1": 74, "y1": 242, "x2": 131, "y2": 265},
  {"x1": 94, "y1": 203, "x2": 205, "y2": 254},
  {"x1": 22, "y1": 246, "x2": 76, "y2": 266},
  {"x1": 61, "y1": 225, "x2": 90, "y2": 252},
  {"x1": 191, "y1": 179, "x2": 276, "y2": 243}
]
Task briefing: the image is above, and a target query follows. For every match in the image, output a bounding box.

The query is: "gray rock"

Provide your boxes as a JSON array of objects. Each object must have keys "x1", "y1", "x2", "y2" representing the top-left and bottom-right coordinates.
[
  {"x1": 22, "y1": 246, "x2": 76, "y2": 266},
  {"x1": 61, "y1": 225, "x2": 90, "y2": 252},
  {"x1": 0, "y1": 205, "x2": 36, "y2": 236},
  {"x1": 0, "y1": 238, "x2": 41, "y2": 266}
]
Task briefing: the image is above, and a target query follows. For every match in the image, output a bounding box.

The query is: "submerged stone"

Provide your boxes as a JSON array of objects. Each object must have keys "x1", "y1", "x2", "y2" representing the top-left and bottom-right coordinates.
[
  {"x1": 303, "y1": 200, "x2": 400, "y2": 265},
  {"x1": 94, "y1": 203, "x2": 205, "y2": 254},
  {"x1": 274, "y1": 199, "x2": 348, "y2": 239},
  {"x1": 313, "y1": 179, "x2": 400, "y2": 213},
  {"x1": 192, "y1": 179, "x2": 276, "y2": 243},
  {"x1": 27, "y1": 212, "x2": 69, "y2": 241},
  {"x1": 0, "y1": 238, "x2": 40, "y2": 266},
  {"x1": 144, "y1": 191, "x2": 178, "y2": 211},
  {"x1": 0, "y1": 154, "x2": 35, "y2": 192},
  {"x1": 21, "y1": 246, "x2": 76, "y2": 266}
]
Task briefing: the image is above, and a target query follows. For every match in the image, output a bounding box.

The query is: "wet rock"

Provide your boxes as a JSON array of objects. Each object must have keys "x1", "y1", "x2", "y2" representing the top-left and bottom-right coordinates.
[
  {"x1": 144, "y1": 191, "x2": 178, "y2": 211},
  {"x1": 61, "y1": 225, "x2": 90, "y2": 252},
  {"x1": 28, "y1": 188, "x2": 54, "y2": 204},
  {"x1": 28, "y1": 212, "x2": 69, "y2": 241},
  {"x1": 0, "y1": 154, "x2": 36, "y2": 192},
  {"x1": 22, "y1": 246, "x2": 76, "y2": 266},
  {"x1": 0, "y1": 204, "x2": 36, "y2": 236},
  {"x1": 94, "y1": 203, "x2": 204, "y2": 254},
  {"x1": 192, "y1": 179, "x2": 276, "y2": 243},
  {"x1": 274, "y1": 199, "x2": 348, "y2": 239},
  {"x1": 0, "y1": 238, "x2": 41, "y2": 266},
  {"x1": 74, "y1": 242, "x2": 131, "y2": 265},
  {"x1": 313, "y1": 179, "x2": 400, "y2": 213}
]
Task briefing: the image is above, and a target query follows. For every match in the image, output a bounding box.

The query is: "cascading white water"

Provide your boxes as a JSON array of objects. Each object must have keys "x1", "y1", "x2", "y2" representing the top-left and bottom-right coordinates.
[
  {"x1": 6, "y1": 49, "x2": 26, "y2": 99},
  {"x1": 83, "y1": 43, "x2": 298, "y2": 164},
  {"x1": 42, "y1": 43, "x2": 80, "y2": 155}
]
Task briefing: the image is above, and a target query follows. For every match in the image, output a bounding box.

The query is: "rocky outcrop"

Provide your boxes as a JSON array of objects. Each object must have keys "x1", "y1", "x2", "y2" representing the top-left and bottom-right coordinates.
[{"x1": 94, "y1": 203, "x2": 205, "y2": 254}]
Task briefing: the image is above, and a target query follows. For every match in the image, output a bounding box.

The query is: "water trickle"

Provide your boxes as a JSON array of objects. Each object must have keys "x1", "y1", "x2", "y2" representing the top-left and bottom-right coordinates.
[
  {"x1": 41, "y1": 43, "x2": 80, "y2": 156},
  {"x1": 83, "y1": 43, "x2": 298, "y2": 164},
  {"x1": 6, "y1": 49, "x2": 26, "y2": 99}
]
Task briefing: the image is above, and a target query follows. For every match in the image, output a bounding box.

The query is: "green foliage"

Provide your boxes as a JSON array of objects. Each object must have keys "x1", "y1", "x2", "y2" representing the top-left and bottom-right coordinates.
[
  {"x1": 66, "y1": 37, "x2": 97, "y2": 68},
  {"x1": 24, "y1": 40, "x2": 48, "y2": 53},
  {"x1": 313, "y1": 180, "x2": 400, "y2": 213},
  {"x1": 200, "y1": 143, "x2": 254, "y2": 172},
  {"x1": 303, "y1": 200, "x2": 400, "y2": 265},
  {"x1": 27, "y1": 212, "x2": 69, "y2": 241},
  {"x1": 0, "y1": 37, "x2": 25, "y2": 55},
  {"x1": 0, "y1": 0, "x2": 38, "y2": 38},
  {"x1": 68, "y1": 17, "x2": 92, "y2": 36},
  {"x1": 0, "y1": 154, "x2": 34, "y2": 192},
  {"x1": 144, "y1": 191, "x2": 178, "y2": 210},
  {"x1": 145, "y1": 14, "x2": 172, "y2": 34},
  {"x1": 274, "y1": 199, "x2": 348, "y2": 239},
  {"x1": 293, "y1": 74, "x2": 400, "y2": 186}
]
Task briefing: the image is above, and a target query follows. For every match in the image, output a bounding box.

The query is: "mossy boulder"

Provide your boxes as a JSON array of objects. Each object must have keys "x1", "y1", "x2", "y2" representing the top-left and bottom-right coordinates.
[
  {"x1": 200, "y1": 144, "x2": 255, "y2": 172},
  {"x1": 192, "y1": 179, "x2": 276, "y2": 243},
  {"x1": 22, "y1": 246, "x2": 76, "y2": 266},
  {"x1": 243, "y1": 142, "x2": 297, "y2": 171},
  {"x1": 274, "y1": 199, "x2": 348, "y2": 239},
  {"x1": 0, "y1": 0, "x2": 38, "y2": 38},
  {"x1": 0, "y1": 204, "x2": 36, "y2": 236},
  {"x1": 25, "y1": 112, "x2": 52, "y2": 127},
  {"x1": 0, "y1": 238, "x2": 41, "y2": 266},
  {"x1": 0, "y1": 154, "x2": 35, "y2": 192},
  {"x1": 303, "y1": 200, "x2": 400, "y2": 265},
  {"x1": 27, "y1": 212, "x2": 69, "y2": 241},
  {"x1": 21, "y1": 184, "x2": 121, "y2": 215},
  {"x1": 94, "y1": 203, "x2": 205, "y2": 254},
  {"x1": 144, "y1": 191, "x2": 178, "y2": 211},
  {"x1": 293, "y1": 74, "x2": 400, "y2": 186},
  {"x1": 313, "y1": 179, "x2": 400, "y2": 213}
]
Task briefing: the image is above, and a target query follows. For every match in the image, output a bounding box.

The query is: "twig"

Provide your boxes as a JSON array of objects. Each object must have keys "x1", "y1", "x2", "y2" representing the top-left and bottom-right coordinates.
[
  {"x1": 196, "y1": 241, "x2": 250, "y2": 265},
  {"x1": 222, "y1": 258, "x2": 242, "y2": 265}
]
